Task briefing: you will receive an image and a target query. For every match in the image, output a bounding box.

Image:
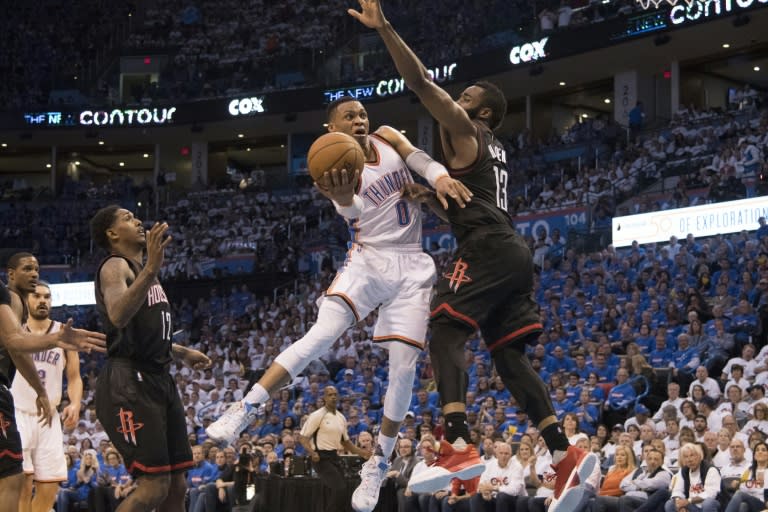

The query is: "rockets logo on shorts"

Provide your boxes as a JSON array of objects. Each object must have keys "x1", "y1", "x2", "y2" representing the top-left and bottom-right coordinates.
[
  {"x1": 444, "y1": 258, "x2": 472, "y2": 293},
  {"x1": 116, "y1": 407, "x2": 144, "y2": 446},
  {"x1": 0, "y1": 411, "x2": 10, "y2": 439}
]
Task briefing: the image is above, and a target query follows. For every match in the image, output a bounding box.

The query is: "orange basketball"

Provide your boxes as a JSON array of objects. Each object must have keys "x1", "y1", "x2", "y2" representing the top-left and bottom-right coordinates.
[{"x1": 307, "y1": 132, "x2": 366, "y2": 182}]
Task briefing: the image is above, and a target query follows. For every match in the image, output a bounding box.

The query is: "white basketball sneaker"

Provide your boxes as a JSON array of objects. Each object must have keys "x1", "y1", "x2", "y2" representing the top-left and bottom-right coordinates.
[
  {"x1": 351, "y1": 453, "x2": 390, "y2": 512},
  {"x1": 206, "y1": 401, "x2": 261, "y2": 445}
]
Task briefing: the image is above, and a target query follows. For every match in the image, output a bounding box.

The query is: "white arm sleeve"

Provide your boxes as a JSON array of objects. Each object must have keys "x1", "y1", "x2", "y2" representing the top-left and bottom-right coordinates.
[
  {"x1": 332, "y1": 195, "x2": 364, "y2": 219},
  {"x1": 405, "y1": 150, "x2": 449, "y2": 187}
]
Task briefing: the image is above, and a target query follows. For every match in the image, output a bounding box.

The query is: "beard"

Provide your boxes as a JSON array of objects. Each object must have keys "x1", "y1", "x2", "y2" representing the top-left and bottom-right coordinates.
[
  {"x1": 28, "y1": 308, "x2": 49, "y2": 321},
  {"x1": 465, "y1": 105, "x2": 481, "y2": 120}
]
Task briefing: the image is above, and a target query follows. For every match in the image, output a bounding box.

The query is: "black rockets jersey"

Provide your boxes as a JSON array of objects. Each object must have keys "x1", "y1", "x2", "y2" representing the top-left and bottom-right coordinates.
[
  {"x1": 0, "y1": 282, "x2": 12, "y2": 385},
  {"x1": 444, "y1": 122, "x2": 514, "y2": 241},
  {"x1": 95, "y1": 255, "x2": 173, "y2": 369}
]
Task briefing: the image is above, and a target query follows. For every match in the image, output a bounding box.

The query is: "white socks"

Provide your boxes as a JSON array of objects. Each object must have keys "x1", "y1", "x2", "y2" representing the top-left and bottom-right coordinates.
[
  {"x1": 378, "y1": 433, "x2": 397, "y2": 458},
  {"x1": 244, "y1": 383, "x2": 269, "y2": 406}
]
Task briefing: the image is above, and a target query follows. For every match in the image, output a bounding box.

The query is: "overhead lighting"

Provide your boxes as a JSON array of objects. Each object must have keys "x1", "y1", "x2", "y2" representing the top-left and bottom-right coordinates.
[
  {"x1": 581, "y1": 113, "x2": 589, "y2": 118},
  {"x1": 604, "y1": 98, "x2": 611, "y2": 104},
  {"x1": 722, "y1": 43, "x2": 730, "y2": 48},
  {"x1": 0, "y1": 143, "x2": 6, "y2": 148},
  {"x1": 280, "y1": 144, "x2": 285, "y2": 148},
  {"x1": 400, "y1": 130, "x2": 407, "y2": 134},
  {"x1": 46, "y1": 164, "x2": 51, "y2": 168},
  {"x1": 98, "y1": 141, "x2": 104, "y2": 145},
  {"x1": 74, "y1": 161, "x2": 80, "y2": 165},
  {"x1": 755, "y1": 66, "x2": 761, "y2": 72},
  {"x1": 323, "y1": 123, "x2": 329, "y2": 127},
  {"x1": 246, "y1": 148, "x2": 251, "y2": 152},
  {"x1": 143, "y1": 153, "x2": 149, "y2": 158},
  {"x1": 119, "y1": 162, "x2": 125, "y2": 167},
  {"x1": 237, "y1": 133, "x2": 244, "y2": 138},
  {"x1": 559, "y1": 81, "x2": 566, "y2": 86}
]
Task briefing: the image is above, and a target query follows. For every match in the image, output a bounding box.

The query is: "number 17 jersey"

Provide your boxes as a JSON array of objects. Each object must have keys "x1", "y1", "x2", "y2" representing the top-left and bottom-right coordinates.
[{"x1": 95, "y1": 255, "x2": 173, "y2": 368}]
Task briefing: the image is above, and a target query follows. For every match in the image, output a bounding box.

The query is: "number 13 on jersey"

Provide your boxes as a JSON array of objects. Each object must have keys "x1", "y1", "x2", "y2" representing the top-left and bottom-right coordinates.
[{"x1": 493, "y1": 165, "x2": 508, "y2": 211}]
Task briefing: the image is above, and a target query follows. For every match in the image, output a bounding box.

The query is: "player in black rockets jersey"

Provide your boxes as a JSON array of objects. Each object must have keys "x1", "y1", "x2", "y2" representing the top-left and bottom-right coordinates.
[
  {"x1": 0, "y1": 280, "x2": 106, "y2": 511},
  {"x1": 0, "y1": 253, "x2": 55, "y2": 432},
  {"x1": 90, "y1": 205, "x2": 211, "y2": 512},
  {"x1": 351, "y1": 2, "x2": 598, "y2": 511}
]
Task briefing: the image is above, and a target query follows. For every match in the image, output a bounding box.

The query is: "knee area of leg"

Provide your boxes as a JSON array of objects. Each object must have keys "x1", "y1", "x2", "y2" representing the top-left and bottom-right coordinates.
[
  {"x1": 137, "y1": 475, "x2": 172, "y2": 503},
  {"x1": 317, "y1": 296, "x2": 356, "y2": 330}
]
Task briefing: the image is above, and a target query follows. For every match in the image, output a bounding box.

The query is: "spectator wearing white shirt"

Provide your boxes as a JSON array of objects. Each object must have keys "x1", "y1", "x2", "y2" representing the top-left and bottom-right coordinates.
[
  {"x1": 653, "y1": 383, "x2": 685, "y2": 423},
  {"x1": 406, "y1": 436, "x2": 449, "y2": 512},
  {"x1": 471, "y1": 441, "x2": 525, "y2": 511},
  {"x1": 665, "y1": 443, "x2": 722, "y2": 512},
  {"x1": 722, "y1": 441, "x2": 768, "y2": 512},
  {"x1": 742, "y1": 402, "x2": 768, "y2": 437},
  {"x1": 688, "y1": 366, "x2": 722, "y2": 401},
  {"x1": 719, "y1": 438, "x2": 751, "y2": 495},
  {"x1": 722, "y1": 345, "x2": 759, "y2": 382}
]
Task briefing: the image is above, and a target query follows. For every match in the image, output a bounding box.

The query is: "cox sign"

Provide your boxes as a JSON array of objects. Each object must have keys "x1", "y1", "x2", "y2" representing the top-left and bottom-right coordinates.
[
  {"x1": 228, "y1": 97, "x2": 266, "y2": 117},
  {"x1": 509, "y1": 37, "x2": 549, "y2": 66}
]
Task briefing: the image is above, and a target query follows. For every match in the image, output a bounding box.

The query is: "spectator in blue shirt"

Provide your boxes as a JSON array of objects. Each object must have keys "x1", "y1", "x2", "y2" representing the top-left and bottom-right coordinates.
[
  {"x1": 588, "y1": 352, "x2": 617, "y2": 383},
  {"x1": 574, "y1": 388, "x2": 600, "y2": 435},
  {"x1": 188, "y1": 445, "x2": 221, "y2": 512},
  {"x1": 604, "y1": 368, "x2": 637, "y2": 427},
  {"x1": 730, "y1": 299, "x2": 759, "y2": 343},
  {"x1": 552, "y1": 387, "x2": 576, "y2": 420},
  {"x1": 564, "y1": 372, "x2": 583, "y2": 402},
  {"x1": 258, "y1": 413, "x2": 283, "y2": 438},
  {"x1": 546, "y1": 345, "x2": 575, "y2": 375},
  {"x1": 648, "y1": 334, "x2": 674, "y2": 367},
  {"x1": 57, "y1": 450, "x2": 98, "y2": 512},
  {"x1": 91, "y1": 449, "x2": 133, "y2": 511}
]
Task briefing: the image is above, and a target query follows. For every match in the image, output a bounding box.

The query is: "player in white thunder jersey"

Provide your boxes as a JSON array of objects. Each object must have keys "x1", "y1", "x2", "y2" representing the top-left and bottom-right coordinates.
[
  {"x1": 207, "y1": 96, "x2": 471, "y2": 512},
  {"x1": 11, "y1": 282, "x2": 82, "y2": 512}
]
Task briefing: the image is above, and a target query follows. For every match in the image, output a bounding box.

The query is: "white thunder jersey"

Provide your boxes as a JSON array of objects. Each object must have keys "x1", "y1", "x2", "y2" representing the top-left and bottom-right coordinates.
[
  {"x1": 352, "y1": 134, "x2": 422, "y2": 247},
  {"x1": 11, "y1": 320, "x2": 66, "y2": 414}
]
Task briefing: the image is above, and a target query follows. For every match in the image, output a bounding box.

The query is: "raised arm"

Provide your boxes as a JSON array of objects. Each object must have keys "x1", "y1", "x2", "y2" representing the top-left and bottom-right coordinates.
[
  {"x1": 99, "y1": 221, "x2": 170, "y2": 328},
  {"x1": 349, "y1": 1, "x2": 476, "y2": 139},
  {"x1": 98, "y1": 257, "x2": 155, "y2": 329}
]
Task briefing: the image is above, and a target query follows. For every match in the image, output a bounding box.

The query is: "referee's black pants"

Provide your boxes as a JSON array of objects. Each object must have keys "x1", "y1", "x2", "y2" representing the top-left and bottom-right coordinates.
[{"x1": 316, "y1": 450, "x2": 348, "y2": 511}]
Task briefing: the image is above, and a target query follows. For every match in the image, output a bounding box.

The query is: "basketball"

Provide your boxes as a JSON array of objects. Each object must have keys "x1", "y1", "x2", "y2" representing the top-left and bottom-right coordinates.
[{"x1": 307, "y1": 132, "x2": 366, "y2": 182}]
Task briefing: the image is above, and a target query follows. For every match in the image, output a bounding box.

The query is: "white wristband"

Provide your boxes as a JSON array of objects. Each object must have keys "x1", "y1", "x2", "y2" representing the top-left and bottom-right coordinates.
[{"x1": 333, "y1": 195, "x2": 364, "y2": 219}]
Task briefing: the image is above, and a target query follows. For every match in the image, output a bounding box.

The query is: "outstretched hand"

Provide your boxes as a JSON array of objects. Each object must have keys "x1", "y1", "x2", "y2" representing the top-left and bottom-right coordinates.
[
  {"x1": 181, "y1": 348, "x2": 212, "y2": 371},
  {"x1": 57, "y1": 319, "x2": 107, "y2": 353},
  {"x1": 348, "y1": 0, "x2": 387, "y2": 29},
  {"x1": 434, "y1": 176, "x2": 472, "y2": 209},
  {"x1": 145, "y1": 222, "x2": 172, "y2": 275}
]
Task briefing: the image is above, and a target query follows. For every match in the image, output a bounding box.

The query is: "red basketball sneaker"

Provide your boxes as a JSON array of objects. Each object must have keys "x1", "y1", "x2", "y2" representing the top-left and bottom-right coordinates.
[
  {"x1": 549, "y1": 446, "x2": 599, "y2": 512},
  {"x1": 408, "y1": 439, "x2": 485, "y2": 494}
]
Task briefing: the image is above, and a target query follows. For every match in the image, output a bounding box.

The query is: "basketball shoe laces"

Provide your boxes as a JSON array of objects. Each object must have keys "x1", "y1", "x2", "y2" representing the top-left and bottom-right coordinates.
[
  {"x1": 355, "y1": 452, "x2": 389, "y2": 505},
  {"x1": 209, "y1": 401, "x2": 262, "y2": 442}
]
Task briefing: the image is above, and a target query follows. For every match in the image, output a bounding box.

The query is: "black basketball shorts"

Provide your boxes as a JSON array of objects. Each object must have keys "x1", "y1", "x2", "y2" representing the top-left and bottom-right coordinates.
[
  {"x1": 0, "y1": 383, "x2": 23, "y2": 478},
  {"x1": 95, "y1": 360, "x2": 192, "y2": 476},
  {"x1": 431, "y1": 226, "x2": 543, "y2": 351}
]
